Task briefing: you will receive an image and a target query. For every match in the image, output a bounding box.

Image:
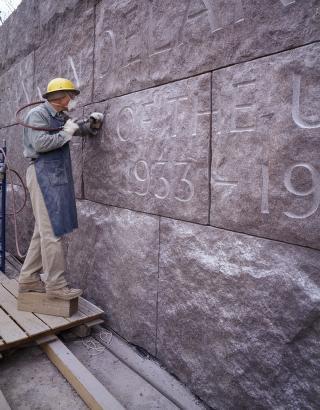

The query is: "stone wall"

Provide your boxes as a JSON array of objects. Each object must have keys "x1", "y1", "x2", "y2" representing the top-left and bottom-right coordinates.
[{"x1": 0, "y1": 1, "x2": 319, "y2": 408}]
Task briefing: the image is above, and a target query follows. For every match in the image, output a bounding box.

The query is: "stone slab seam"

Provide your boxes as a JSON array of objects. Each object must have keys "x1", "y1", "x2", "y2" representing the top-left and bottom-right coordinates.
[
  {"x1": 155, "y1": 216, "x2": 161, "y2": 357},
  {"x1": 208, "y1": 72, "x2": 213, "y2": 225},
  {"x1": 83, "y1": 39, "x2": 320, "y2": 106},
  {"x1": 77, "y1": 197, "x2": 320, "y2": 253},
  {"x1": 91, "y1": 2, "x2": 97, "y2": 103}
]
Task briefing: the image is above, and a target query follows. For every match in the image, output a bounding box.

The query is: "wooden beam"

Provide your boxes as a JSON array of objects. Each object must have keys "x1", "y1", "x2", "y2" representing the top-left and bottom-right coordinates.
[
  {"x1": 40, "y1": 338, "x2": 124, "y2": 410},
  {"x1": 0, "y1": 389, "x2": 11, "y2": 410}
]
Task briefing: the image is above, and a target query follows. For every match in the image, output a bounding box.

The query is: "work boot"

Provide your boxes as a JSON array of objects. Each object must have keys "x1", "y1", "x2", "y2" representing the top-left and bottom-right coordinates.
[
  {"x1": 46, "y1": 285, "x2": 82, "y2": 300},
  {"x1": 19, "y1": 280, "x2": 46, "y2": 293}
]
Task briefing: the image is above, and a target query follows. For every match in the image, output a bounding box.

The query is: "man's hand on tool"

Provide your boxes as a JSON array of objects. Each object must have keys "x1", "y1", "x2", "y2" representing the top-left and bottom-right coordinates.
[
  {"x1": 63, "y1": 119, "x2": 79, "y2": 140},
  {"x1": 89, "y1": 112, "x2": 104, "y2": 130}
]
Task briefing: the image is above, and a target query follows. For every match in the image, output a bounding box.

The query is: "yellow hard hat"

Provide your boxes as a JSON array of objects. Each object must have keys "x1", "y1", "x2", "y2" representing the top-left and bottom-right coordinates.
[{"x1": 42, "y1": 78, "x2": 80, "y2": 99}]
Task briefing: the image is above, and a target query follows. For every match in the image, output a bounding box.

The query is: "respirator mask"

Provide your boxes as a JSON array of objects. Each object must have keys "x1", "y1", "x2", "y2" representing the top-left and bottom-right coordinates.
[{"x1": 67, "y1": 93, "x2": 78, "y2": 111}]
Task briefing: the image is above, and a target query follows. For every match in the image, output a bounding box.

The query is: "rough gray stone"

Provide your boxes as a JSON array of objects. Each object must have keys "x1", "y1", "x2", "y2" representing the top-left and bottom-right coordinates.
[
  {"x1": 157, "y1": 218, "x2": 320, "y2": 409},
  {"x1": 34, "y1": 3, "x2": 94, "y2": 106},
  {"x1": 84, "y1": 74, "x2": 211, "y2": 224},
  {"x1": 0, "y1": 21, "x2": 8, "y2": 76},
  {"x1": 210, "y1": 43, "x2": 320, "y2": 249},
  {"x1": 0, "y1": 52, "x2": 34, "y2": 128},
  {"x1": 39, "y1": 0, "x2": 94, "y2": 35},
  {"x1": 1, "y1": 0, "x2": 38, "y2": 71},
  {"x1": 94, "y1": 0, "x2": 320, "y2": 100},
  {"x1": 6, "y1": 184, "x2": 33, "y2": 259},
  {"x1": 65, "y1": 200, "x2": 159, "y2": 354},
  {"x1": 70, "y1": 136, "x2": 83, "y2": 199}
]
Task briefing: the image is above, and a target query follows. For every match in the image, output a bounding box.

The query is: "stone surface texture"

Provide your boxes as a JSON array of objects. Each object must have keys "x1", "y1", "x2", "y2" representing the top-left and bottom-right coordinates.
[
  {"x1": 34, "y1": 2, "x2": 94, "y2": 106},
  {"x1": 65, "y1": 200, "x2": 159, "y2": 355},
  {"x1": 211, "y1": 43, "x2": 320, "y2": 249},
  {"x1": 158, "y1": 218, "x2": 320, "y2": 409},
  {"x1": 84, "y1": 74, "x2": 211, "y2": 224},
  {"x1": 0, "y1": 53, "x2": 34, "y2": 128},
  {"x1": 1, "y1": 0, "x2": 38, "y2": 74},
  {"x1": 94, "y1": 0, "x2": 320, "y2": 100},
  {"x1": 1, "y1": 1, "x2": 320, "y2": 409}
]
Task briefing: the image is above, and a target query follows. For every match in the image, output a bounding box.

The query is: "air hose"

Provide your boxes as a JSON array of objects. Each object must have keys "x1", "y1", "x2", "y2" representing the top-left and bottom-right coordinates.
[
  {"x1": 16, "y1": 100, "x2": 64, "y2": 132},
  {"x1": 0, "y1": 147, "x2": 28, "y2": 259},
  {"x1": 8, "y1": 100, "x2": 67, "y2": 259}
]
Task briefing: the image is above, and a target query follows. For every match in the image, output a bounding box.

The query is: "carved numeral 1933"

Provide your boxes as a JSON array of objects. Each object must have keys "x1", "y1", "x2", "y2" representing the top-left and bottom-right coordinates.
[{"x1": 130, "y1": 160, "x2": 194, "y2": 203}]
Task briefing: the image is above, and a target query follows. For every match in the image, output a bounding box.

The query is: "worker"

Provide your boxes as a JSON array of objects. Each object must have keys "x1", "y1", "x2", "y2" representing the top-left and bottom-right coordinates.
[{"x1": 18, "y1": 78, "x2": 103, "y2": 300}]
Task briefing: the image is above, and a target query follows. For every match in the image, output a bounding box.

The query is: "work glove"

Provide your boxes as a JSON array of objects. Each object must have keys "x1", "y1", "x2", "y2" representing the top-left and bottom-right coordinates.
[
  {"x1": 63, "y1": 119, "x2": 79, "y2": 140},
  {"x1": 89, "y1": 112, "x2": 104, "y2": 129}
]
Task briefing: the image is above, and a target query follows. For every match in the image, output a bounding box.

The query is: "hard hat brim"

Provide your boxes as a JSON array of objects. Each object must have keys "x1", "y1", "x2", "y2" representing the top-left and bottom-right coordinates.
[{"x1": 42, "y1": 88, "x2": 80, "y2": 99}]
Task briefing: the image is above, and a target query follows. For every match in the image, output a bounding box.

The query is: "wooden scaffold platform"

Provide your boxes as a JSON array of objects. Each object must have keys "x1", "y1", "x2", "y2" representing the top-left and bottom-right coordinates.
[{"x1": 0, "y1": 272, "x2": 104, "y2": 353}]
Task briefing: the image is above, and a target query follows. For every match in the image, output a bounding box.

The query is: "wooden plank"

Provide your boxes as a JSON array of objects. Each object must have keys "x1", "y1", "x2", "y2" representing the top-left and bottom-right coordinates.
[
  {"x1": 0, "y1": 307, "x2": 28, "y2": 344},
  {"x1": 2, "y1": 277, "x2": 101, "y2": 328},
  {"x1": 41, "y1": 338, "x2": 125, "y2": 410},
  {"x1": 17, "y1": 293, "x2": 78, "y2": 317},
  {"x1": 0, "y1": 389, "x2": 11, "y2": 410},
  {"x1": 0, "y1": 284, "x2": 49, "y2": 336},
  {"x1": 1, "y1": 279, "x2": 69, "y2": 328},
  {"x1": 78, "y1": 297, "x2": 104, "y2": 316}
]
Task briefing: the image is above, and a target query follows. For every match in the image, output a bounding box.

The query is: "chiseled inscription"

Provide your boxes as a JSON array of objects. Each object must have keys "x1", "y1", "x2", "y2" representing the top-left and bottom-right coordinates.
[
  {"x1": 128, "y1": 160, "x2": 195, "y2": 203},
  {"x1": 98, "y1": 0, "x2": 245, "y2": 77},
  {"x1": 280, "y1": 0, "x2": 295, "y2": 6},
  {"x1": 292, "y1": 74, "x2": 320, "y2": 129},
  {"x1": 230, "y1": 79, "x2": 256, "y2": 133},
  {"x1": 113, "y1": 80, "x2": 209, "y2": 204},
  {"x1": 283, "y1": 163, "x2": 320, "y2": 219}
]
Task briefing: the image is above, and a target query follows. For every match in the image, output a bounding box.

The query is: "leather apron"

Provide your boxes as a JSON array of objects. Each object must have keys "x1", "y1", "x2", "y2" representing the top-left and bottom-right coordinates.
[{"x1": 34, "y1": 108, "x2": 78, "y2": 237}]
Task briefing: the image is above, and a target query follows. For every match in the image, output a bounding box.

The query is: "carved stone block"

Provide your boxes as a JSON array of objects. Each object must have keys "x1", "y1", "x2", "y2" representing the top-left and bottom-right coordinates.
[
  {"x1": 34, "y1": 4, "x2": 94, "y2": 107},
  {"x1": 157, "y1": 218, "x2": 320, "y2": 409},
  {"x1": 0, "y1": 53, "x2": 34, "y2": 128},
  {"x1": 94, "y1": 0, "x2": 320, "y2": 100},
  {"x1": 84, "y1": 74, "x2": 211, "y2": 224},
  {"x1": 210, "y1": 43, "x2": 320, "y2": 249},
  {"x1": 65, "y1": 200, "x2": 159, "y2": 354}
]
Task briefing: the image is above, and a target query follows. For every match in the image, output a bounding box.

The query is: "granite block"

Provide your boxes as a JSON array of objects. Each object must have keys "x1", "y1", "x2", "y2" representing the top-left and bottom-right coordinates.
[
  {"x1": 34, "y1": 3, "x2": 94, "y2": 106},
  {"x1": 0, "y1": 53, "x2": 34, "y2": 128},
  {"x1": 210, "y1": 43, "x2": 320, "y2": 249},
  {"x1": 2, "y1": 0, "x2": 38, "y2": 70},
  {"x1": 66, "y1": 200, "x2": 159, "y2": 354},
  {"x1": 84, "y1": 74, "x2": 211, "y2": 223},
  {"x1": 94, "y1": 0, "x2": 320, "y2": 100},
  {"x1": 157, "y1": 218, "x2": 320, "y2": 409}
]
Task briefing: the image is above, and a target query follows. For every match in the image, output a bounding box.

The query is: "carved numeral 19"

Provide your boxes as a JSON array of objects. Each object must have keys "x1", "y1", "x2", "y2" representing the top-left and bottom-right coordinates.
[{"x1": 261, "y1": 163, "x2": 320, "y2": 219}]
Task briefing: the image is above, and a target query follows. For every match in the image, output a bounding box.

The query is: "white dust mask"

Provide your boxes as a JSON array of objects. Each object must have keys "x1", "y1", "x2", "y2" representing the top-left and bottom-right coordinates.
[{"x1": 68, "y1": 98, "x2": 78, "y2": 111}]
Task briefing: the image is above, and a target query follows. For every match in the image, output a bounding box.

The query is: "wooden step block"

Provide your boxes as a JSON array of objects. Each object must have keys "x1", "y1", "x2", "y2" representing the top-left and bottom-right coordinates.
[{"x1": 17, "y1": 293, "x2": 78, "y2": 317}]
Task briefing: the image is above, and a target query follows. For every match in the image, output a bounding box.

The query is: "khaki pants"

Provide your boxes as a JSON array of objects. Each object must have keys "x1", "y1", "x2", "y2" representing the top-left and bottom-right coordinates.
[{"x1": 19, "y1": 164, "x2": 67, "y2": 290}]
